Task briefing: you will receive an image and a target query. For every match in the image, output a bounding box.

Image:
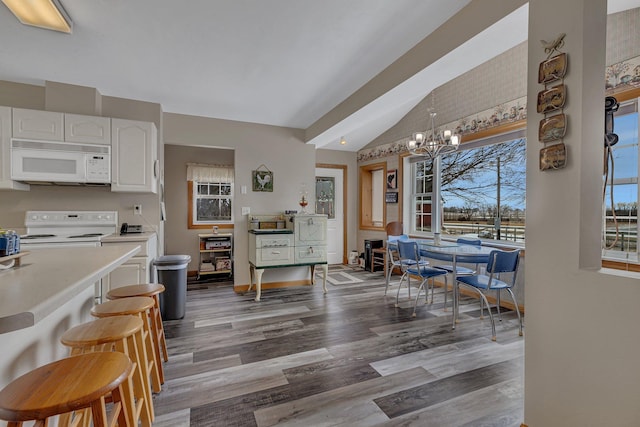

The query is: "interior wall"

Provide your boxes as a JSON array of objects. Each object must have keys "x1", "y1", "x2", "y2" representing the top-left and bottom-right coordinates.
[
  {"x1": 164, "y1": 144, "x2": 234, "y2": 272},
  {"x1": 524, "y1": 0, "x2": 640, "y2": 425},
  {"x1": 163, "y1": 112, "x2": 317, "y2": 289}
]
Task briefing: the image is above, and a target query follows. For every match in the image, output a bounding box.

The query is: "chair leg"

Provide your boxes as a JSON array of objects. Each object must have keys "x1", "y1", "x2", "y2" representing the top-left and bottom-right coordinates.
[
  {"x1": 428, "y1": 277, "x2": 434, "y2": 304},
  {"x1": 496, "y1": 290, "x2": 502, "y2": 321},
  {"x1": 412, "y1": 279, "x2": 427, "y2": 317},
  {"x1": 384, "y1": 265, "x2": 392, "y2": 295},
  {"x1": 394, "y1": 272, "x2": 407, "y2": 307},
  {"x1": 442, "y1": 275, "x2": 448, "y2": 311},
  {"x1": 478, "y1": 290, "x2": 497, "y2": 341},
  {"x1": 505, "y1": 288, "x2": 523, "y2": 336}
]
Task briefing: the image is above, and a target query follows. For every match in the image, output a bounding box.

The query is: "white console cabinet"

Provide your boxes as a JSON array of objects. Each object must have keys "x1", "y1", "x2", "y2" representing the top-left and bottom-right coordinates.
[
  {"x1": 111, "y1": 118, "x2": 158, "y2": 193},
  {"x1": 248, "y1": 214, "x2": 328, "y2": 301},
  {"x1": 101, "y1": 232, "x2": 158, "y2": 300}
]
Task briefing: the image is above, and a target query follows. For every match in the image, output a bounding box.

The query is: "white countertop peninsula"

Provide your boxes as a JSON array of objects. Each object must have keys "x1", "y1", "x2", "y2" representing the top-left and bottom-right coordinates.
[
  {"x1": 0, "y1": 245, "x2": 140, "y2": 396},
  {"x1": 0, "y1": 245, "x2": 140, "y2": 334}
]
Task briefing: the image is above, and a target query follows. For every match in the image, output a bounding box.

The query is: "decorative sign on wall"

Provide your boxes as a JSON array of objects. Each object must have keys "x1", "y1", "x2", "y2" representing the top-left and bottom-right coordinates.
[
  {"x1": 387, "y1": 169, "x2": 397, "y2": 189},
  {"x1": 385, "y1": 192, "x2": 398, "y2": 204},
  {"x1": 538, "y1": 33, "x2": 568, "y2": 171},
  {"x1": 252, "y1": 164, "x2": 273, "y2": 192}
]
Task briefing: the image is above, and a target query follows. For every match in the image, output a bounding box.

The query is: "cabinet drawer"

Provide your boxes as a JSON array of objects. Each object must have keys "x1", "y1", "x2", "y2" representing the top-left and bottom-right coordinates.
[
  {"x1": 256, "y1": 247, "x2": 294, "y2": 266},
  {"x1": 255, "y1": 235, "x2": 293, "y2": 248},
  {"x1": 294, "y1": 245, "x2": 327, "y2": 263}
]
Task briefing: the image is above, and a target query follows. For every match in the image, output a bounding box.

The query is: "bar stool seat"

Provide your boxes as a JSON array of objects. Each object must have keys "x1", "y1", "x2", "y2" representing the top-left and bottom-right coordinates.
[
  {"x1": 0, "y1": 352, "x2": 132, "y2": 427},
  {"x1": 106, "y1": 283, "x2": 168, "y2": 363},
  {"x1": 61, "y1": 316, "x2": 154, "y2": 427},
  {"x1": 92, "y1": 297, "x2": 163, "y2": 393}
]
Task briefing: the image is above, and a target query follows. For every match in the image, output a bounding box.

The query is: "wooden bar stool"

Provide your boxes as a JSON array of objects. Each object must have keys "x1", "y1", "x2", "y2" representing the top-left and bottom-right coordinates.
[
  {"x1": 0, "y1": 352, "x2": 132, "y2": 427},
  {"x1": 106, "y1": 283, "x2": 168, "y2": 363},
  {"x1": 60, "y1": 316, "x2": 154, "y2": 427},
  {"x1": 91, "y1": 297, "x2": 163, "y2": 393}
]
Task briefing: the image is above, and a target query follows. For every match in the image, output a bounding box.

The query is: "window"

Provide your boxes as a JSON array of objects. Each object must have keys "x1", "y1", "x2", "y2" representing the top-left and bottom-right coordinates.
[
  {"x1": 412, "y1": 161, "x2": 434, "y2": 232},
  {"x1": 603, "y1": 99, "x2": 639, "y2": 258},
  {"x1": 193, "y1": 182, "x2": 233, "y2": 223},
  {"x1": 359, "y1": 162, "x2": 386, "y2": 230},
  {"x1": 408, "y1": 132, "x2": 526, "y2": 243},
  {"x1": 187, "y1": 163, "x2": 234, "y2": 228}
]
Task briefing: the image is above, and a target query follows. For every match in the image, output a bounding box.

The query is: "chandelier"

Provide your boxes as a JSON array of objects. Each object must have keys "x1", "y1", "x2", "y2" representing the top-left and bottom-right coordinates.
[{"x1": 406, "y1": 105, "x2": 461, "y2": 159}]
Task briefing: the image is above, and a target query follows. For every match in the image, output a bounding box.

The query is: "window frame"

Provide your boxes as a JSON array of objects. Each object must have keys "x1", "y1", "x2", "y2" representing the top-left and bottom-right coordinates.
[
  {"x1": 602, "y1": 97, "x2": 639, "y2": 258},
  {"x1": 187, "y1": 180, "x2": 235, "y2": 230},
  {"x1": 404, "y1": 120, "x2": 527, "y2": 244},
  {"x1": 359, "y1": 161, "x2": 387, "y2": 230}
]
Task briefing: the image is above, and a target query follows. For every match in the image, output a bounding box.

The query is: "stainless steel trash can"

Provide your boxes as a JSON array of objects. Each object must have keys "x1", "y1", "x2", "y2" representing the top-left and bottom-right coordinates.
[{"x1": 153, "y1": 255, "x2": 191, "y2": 320}]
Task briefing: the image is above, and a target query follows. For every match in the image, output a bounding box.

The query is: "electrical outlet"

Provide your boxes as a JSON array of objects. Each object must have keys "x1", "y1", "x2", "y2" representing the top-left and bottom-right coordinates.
[{"x1": 134, "y1": 204, "x2": 142, "y2": 215}]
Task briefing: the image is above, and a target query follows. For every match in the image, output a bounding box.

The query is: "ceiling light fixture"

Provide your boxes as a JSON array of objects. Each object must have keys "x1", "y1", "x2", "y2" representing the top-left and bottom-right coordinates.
[
  {"x1": 2, "y1": 0, "x2": 72, "y2": 33},
  {"x1": 406, "y1": 94, "x2": 460, "y2": 158},
  {"x1": 340, "y1": 137, "x2": 346, "y2": 145}
]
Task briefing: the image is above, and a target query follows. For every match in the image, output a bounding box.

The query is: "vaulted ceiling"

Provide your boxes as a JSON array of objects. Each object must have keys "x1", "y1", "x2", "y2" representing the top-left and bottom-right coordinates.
[{"x1": 0, "y1": 1, "x2": 636, "y2": 151}]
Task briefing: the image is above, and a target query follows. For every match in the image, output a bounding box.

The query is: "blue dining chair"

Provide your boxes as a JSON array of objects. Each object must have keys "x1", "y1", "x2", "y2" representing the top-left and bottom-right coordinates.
[
  {"x1": 384, "y1": 234, "x2": 411, "y2": 295},
  {"x1": 396, "y1": 240, "x2": 448, "y2": 318},
  {"x1": 455, "y1": 249, "x2": 522, "y2": 341}
]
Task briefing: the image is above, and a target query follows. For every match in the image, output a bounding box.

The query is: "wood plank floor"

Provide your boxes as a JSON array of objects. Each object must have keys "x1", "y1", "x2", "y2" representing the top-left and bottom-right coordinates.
[{"x1": 152, "y1": 265, "x2": 524, "y2": 426}]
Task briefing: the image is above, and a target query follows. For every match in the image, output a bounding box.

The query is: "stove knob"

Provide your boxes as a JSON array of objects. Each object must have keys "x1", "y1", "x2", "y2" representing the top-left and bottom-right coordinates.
[{"x1": 42, "y1": 215, "x2": 48, "y2": 220}]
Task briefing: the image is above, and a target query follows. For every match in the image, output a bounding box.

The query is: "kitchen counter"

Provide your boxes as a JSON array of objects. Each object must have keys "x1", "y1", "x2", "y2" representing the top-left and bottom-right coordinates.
[
  {"x1": 0, "y1": 245, "x2": 139, "y2": 334},
  {"x1": 102, "y1": 231, "x2": 157, "y2": 243}
]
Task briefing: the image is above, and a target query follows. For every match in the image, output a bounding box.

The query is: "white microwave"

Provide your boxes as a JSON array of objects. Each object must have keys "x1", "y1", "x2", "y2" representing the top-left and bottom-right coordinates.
[{"x1": 11, "y1": 139, "x2": 111, "y2": 184}]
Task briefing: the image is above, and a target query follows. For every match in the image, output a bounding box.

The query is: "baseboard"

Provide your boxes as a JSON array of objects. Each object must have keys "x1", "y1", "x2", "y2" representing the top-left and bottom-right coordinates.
[{"x1": 234, "y1": 279, "x2": 312, "y2": 293}]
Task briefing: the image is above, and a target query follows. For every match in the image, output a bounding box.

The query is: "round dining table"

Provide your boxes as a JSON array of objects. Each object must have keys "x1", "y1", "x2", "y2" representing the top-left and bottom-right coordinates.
[{"x1": 417, "y1": 240, "x2": 495, "y2": 328}]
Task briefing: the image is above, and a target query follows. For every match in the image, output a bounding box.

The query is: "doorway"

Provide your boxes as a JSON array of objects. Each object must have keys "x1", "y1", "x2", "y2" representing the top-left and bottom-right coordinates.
[{"x1": 315, "y1": 166, "x2": 345, "y2": 264}]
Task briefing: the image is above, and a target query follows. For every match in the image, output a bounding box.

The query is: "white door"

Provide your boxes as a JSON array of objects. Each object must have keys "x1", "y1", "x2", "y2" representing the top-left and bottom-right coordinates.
[{"x1": 315, "y1": 167, "x2": 344, "y2": 264}]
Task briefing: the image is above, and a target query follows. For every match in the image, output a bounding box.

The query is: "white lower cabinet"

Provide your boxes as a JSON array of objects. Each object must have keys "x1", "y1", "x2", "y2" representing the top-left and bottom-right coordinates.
[
  {"x1": 101, "y1": 233, "x2": 158, "y2": 298},
  {"x1": 102, "y1": 258, "x2": 148, "y2": 291}
]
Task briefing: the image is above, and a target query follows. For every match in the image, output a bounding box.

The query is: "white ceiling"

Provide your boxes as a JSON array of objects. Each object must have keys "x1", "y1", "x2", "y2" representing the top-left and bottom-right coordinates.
[{"x1": 0, "y1": 1, "x2": 637, "y2": 152}]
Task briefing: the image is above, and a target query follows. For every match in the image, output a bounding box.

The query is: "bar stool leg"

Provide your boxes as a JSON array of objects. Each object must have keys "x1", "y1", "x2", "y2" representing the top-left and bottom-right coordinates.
[
  {"x1": 150, "y1": 294, "x2": 169, "y2": 363},
  {"x1": 118, "y1": 332, "x2": 154, "y2": 425},
  {"x1": 138, "y1": 310, "x2": 162, "y2": 393}
]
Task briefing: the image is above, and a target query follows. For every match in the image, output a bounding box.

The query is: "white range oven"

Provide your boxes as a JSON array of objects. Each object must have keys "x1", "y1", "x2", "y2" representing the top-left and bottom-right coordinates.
[{"x1": 20, "y1": 211, "x2": 118, "y2": 302}]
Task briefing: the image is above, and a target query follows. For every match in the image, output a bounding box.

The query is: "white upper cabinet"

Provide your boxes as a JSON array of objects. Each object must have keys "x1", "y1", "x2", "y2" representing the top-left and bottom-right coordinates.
[
  {"x1": 111, "y1": 118, "x2": 158, "y2": 193},
  {"x1": 12, "y1": 109, "x2": 111, "y2": 145},
  {"x1": 0, "y1": 106, "x2": 29, "y2": 190},
  {"x1": 12, "y1": 108, "x2": 64, "y2": 141},
  {"x1": 64, "y1": 114, "x2": 111, "y2": 145}
]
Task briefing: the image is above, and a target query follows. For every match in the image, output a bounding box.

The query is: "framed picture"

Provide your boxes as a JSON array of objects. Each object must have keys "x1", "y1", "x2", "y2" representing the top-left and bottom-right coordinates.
[
  {"x1": 538, "y1": 113, "x2": 567, "y2": 143},
  {"x1": 252, "y1": 165, "x2": 273, "y2": 192},
  {"x1": 387, "y1": 169, "x2": 397, "y2": 189},
  {"x1": 540, "y1": 143, "x2": 567, "y2": 171},
  {"x1": 538, "y1": 53, "x2": 568, "y2": 84},
  {"x1": 537, "y1": 84, "x2": 566, "y2": 114},
  {"x1": 385, "y1": 192, "x2": 398, "y2": 203}
]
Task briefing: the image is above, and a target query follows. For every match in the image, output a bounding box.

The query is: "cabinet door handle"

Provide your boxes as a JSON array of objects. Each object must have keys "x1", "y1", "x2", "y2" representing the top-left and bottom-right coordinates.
[{"x1": 271, "y1": 251, "x2": 281, "y2": 255}]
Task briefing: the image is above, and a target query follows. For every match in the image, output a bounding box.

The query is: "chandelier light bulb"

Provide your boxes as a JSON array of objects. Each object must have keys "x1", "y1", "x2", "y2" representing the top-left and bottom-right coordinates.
[{"x1": 405, "y1": 96, "x2": 461, "y2": 159}]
